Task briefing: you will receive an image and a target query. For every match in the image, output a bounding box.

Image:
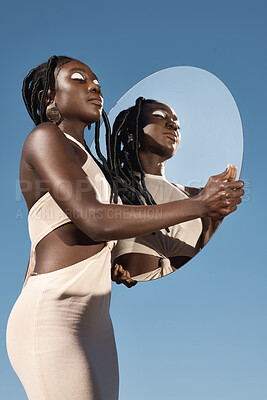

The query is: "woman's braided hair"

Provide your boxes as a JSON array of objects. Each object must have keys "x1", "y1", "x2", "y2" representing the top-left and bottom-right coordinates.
[
  {"x1": 106, "y1": 97, "x2": 170, "y2": 232},
  {"x1": 106, "y1": 97, "x2": 161, "y2": 205},
  {"x1": 22, "y1": 55, "x2": 73, "y2": 125}
]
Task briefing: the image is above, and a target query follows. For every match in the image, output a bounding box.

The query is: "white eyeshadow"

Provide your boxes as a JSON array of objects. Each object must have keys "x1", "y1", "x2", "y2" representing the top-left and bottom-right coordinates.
[
  {"x1": 71, "y1": 72, "x2": 84, "y2": 80},
  {"x1": 152, "y1": 110, "x2": 166, "y2": 118},
  {"x1": 93, "y1": 79, "x2": 99, "y2": 85}
]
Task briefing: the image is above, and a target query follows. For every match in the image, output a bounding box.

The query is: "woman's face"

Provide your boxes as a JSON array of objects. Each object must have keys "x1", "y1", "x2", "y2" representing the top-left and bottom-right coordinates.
[
  {"x1": 138, "y1": 102, "x2": 181, "y2": 160},
  {"x1": 53, "y1": 60, "x2": 103, "y2": 125}
]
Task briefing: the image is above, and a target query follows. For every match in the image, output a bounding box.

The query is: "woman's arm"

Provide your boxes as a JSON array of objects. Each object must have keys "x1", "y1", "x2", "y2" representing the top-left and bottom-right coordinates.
[{"x1": 24, "y1": 124, "x2": 243, "y2": 242}]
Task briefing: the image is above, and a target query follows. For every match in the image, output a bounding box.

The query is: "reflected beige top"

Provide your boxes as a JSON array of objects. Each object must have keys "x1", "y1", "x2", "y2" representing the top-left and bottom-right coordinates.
[{"x1": 111, "y1": 173, "x2": 203, "y2": 280}]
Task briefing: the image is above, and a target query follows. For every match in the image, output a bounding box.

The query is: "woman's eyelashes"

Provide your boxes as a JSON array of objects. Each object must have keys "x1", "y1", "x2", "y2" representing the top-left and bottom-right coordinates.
[{"x1": 70, "y1": 72, "x2": 85, "y2": 81}]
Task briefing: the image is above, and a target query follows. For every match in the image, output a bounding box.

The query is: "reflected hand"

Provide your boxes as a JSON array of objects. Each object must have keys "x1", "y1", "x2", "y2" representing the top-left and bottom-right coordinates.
[
  {"x1": 197, "y1": 164, "x2": 244, "y2": 219},
  {"x1": 111, "y1": 264, "x2": 138, "y2": 288}
]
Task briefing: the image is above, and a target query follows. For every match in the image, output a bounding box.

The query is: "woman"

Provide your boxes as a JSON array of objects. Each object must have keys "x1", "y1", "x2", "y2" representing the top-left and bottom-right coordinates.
[
  {"x1": 110, "y1": 97, "x2": 241, "y2": 282},
  {"x1": 6, "y1": 58, "x2": 243, "y2": 400}
]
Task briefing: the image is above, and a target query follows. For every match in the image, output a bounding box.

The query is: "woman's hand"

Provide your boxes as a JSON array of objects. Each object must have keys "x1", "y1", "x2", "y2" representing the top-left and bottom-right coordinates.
[
  {"x1": 196, "y1": 164, "x2": 244, "y2": 219},
  {"x1": 111, "y1": 264, "x2": 137, "y2": 288}
]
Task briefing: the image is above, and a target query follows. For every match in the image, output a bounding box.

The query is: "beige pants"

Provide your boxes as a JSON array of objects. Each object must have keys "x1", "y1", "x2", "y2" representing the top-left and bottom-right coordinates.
[{"x1": 6, "y1": 244, "x2": 119, "y2": 400}]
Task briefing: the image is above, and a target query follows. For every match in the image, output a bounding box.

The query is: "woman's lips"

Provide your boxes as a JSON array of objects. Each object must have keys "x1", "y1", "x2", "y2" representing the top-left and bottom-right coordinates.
[
  {"x1": 164, "y1": 132, "x2": 178, "y2": 142},
  {"x1": 88, "y1": 97, "x2": 103, "y2": 107}
]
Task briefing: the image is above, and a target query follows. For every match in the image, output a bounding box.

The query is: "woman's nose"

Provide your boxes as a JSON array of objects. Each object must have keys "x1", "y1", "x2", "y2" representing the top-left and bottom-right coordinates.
[
  {"x1": 166, "y1": 119, "x2": 178, "y2": 130},
  {"x1": 88, "y1": 82, "x2": 101, "y2": 94}
]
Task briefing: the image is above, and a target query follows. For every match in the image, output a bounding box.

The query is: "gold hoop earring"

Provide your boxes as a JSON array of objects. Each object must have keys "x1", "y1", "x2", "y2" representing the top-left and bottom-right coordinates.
[{"x1": 46, "y1": 103, "x2": 61, "y2": 124}]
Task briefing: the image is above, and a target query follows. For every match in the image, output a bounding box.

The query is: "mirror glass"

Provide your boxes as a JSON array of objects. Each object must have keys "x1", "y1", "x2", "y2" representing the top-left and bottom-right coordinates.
[{"x1": 90, "y1": 66, "x2": 244, "y2": 282}]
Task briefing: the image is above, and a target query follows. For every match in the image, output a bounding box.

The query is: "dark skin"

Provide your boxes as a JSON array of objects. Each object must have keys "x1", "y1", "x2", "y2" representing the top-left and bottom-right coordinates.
[
  {"x1": 112, "y1": 103, "x2": 242, "y2": 286},
  {"x1": 21, "y1": 61, "x2": 244, "y2": 279}
]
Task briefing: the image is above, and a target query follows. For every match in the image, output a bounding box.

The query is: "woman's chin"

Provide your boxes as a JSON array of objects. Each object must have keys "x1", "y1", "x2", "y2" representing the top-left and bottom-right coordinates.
[
  {"x1": 89, "y1": 108, "x2": 103, "y2": 124},
  {"x1": 84, "y1": 114, "x2": 102, "y2": 126}
]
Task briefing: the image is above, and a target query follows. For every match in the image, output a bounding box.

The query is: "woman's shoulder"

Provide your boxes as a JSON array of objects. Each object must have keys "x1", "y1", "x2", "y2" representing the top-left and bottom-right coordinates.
[
  {"x1": 21, "y1": 123, "x2": 71, "y2": 166},
  {"x1": 23, "y1": 122, "x2": 63, "y2": 150}
]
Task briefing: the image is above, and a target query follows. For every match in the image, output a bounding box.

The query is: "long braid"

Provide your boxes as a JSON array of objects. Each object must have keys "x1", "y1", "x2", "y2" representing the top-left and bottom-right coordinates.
[
  {"x1": 22, "y1": 68, "x2": 37, "y2": 119},
  {"x1": 134, "y1": 98, "x2": 157, "y2": 205},
  {"x1": 102, "y1": 110, "x2": 112, "y2": 170},
  {"x1": 108, "y1": 108, "x2": 145, "y2": 204},
  {"x1": 39, "y1": 56, "x2": 59, "y2": 123},
  {"x1": 30, "y1": 77, "x2": 42, "y2": 125},
  {"x1": 83, "y1": 131, "x2": 114, "y2": 190},
  {"x1": 111, "y1": 110, "x2": 130, "y2": 175}
]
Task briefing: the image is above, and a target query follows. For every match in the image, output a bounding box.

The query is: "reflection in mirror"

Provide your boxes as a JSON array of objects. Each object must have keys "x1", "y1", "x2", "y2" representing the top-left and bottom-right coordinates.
[{"x1": 91, "y1": 67, "x2": 244, "y2": 282}]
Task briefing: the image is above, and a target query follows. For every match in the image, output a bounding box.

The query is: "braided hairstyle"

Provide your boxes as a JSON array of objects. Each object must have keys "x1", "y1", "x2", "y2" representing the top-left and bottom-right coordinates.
[
  {"x1": 105, "y1": 97, "x2": 170, "y2": 232},
  {"x1": 22, "y1": 55, "x2": 115, "y2": 189},
  {"x1": 22, "y1": 55, "x2": 74, "y2": 125},
  {"x1": 106, "y1": 97, "x2": 162, "y2": 205}
]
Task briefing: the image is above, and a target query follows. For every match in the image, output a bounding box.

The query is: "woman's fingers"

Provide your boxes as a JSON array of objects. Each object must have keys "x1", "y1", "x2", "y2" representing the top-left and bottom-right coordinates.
[
  {"x1": 118, "y1": 264, "x2": 124, "y2": 275},
  {"x1": 222, "y1": 187, "x2": 245, "y2": 199},
  {"x1": 212, "y1": 195, "x2": 242, "y2": 218},
  {"x1": 225, "y1": 196, "x2": 242, "y2": 207},
  {"x1": 123, "y1": 270, "x2": 138, "y2": 288},
  {"x1": 111, "y1": 264, "x2": 137, "y2": 288},
  {"x1": 229, "y1": 165, "x2": 237, "y2": 181},
  {"x1": 224, "y1": 180, "x2": 244, "y2": 190},
  {"x1": 210, "y1": 164, "x2": 238, "y2": 183},
  {"x1": 222, "y1": 203, "x2": 239, "y2": 216},
  {"x1": 210, "y1": 163, "x2": 232, "y2": 182},
  {"x1": 111, "y1": 264, "x2": 121, "y2": 283},
  {"x1": 125, "y1": 270, "x2": 132, "y2": 280}
]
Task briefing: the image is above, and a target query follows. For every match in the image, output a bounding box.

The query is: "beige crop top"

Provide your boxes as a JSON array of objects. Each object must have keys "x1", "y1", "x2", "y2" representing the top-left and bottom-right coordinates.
[
  {"x1": 24, "y1": 132, "x2": 114, "y2": 285},
  {"x1": 111, "y1": 173, "x2": 203, "y2": 280}
]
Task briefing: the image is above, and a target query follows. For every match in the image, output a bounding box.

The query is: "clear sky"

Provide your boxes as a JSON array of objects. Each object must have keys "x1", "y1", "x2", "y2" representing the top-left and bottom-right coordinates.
[{"x1": 0, "y1": 0, "x2": 266, "y2": 399}]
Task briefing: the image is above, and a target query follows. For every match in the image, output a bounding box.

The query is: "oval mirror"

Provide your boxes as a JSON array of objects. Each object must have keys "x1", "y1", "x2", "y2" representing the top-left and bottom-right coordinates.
[{"x1": 91, "y1": 66, "x2": 244, "y2": 282}]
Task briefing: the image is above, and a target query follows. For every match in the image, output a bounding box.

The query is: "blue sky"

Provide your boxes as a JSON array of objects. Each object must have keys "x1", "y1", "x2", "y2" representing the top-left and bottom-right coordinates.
[{"x1": 0, "y1": 0, "x2": 266, "y2": 399}]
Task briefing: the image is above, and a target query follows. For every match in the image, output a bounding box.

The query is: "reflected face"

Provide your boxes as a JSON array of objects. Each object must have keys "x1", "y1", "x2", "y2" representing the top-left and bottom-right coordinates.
[
  {"x1": 53, "y1": 60, "x2": 103, "y2": 125},
  {"x1": 139, "y1": 102, "x2": 181, "y2": 160}
]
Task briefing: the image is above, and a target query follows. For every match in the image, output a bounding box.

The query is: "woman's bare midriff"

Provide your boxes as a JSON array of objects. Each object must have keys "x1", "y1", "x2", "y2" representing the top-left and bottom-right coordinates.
[
  {"x1": 33, "y1": 222, "x2": 105, "y2": 274},
  {"x1": 115, "y1": 253, "x2": 191, "y2": 277},
  {"x1": 115, "y1": 253, "x2": 164, "y2": 277}
]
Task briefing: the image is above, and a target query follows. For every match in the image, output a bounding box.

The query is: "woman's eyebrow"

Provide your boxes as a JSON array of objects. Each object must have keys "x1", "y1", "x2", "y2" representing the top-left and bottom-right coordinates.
[{"x1": 69, "y1": 67, "x2": 87, "y2": 74}]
